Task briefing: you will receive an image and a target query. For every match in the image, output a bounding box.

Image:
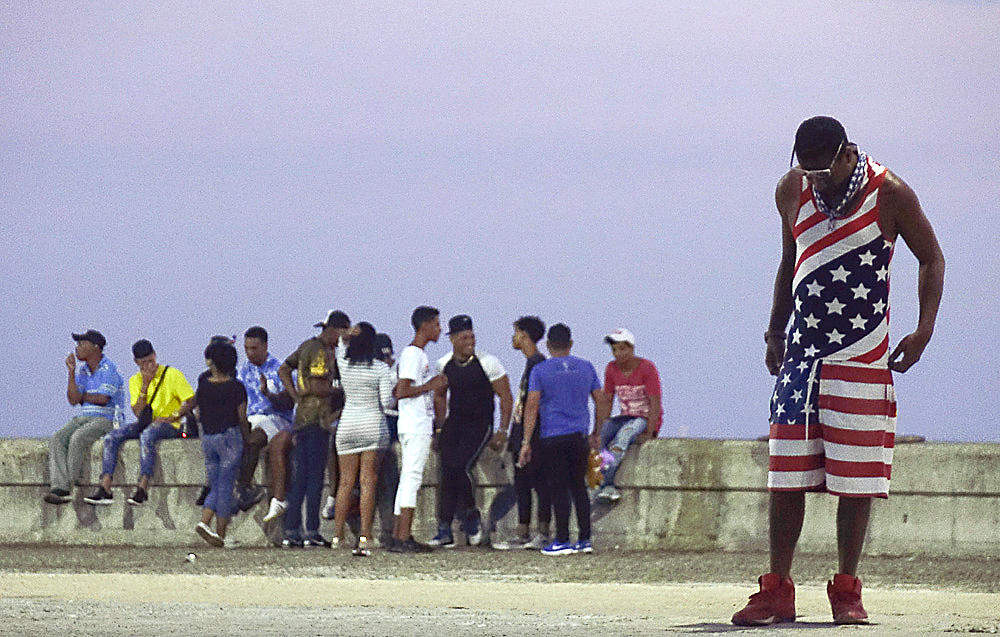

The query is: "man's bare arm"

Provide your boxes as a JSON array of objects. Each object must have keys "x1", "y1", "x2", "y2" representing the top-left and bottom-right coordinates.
[{"x1": 765, "y1": 173, "x2": 800, "y2": 375}]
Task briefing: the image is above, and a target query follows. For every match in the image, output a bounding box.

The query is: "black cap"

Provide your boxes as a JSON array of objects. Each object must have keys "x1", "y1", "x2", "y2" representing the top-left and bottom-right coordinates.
[
  {"x1": 447, "y1": 314, "x2": 473, "y2": 335},
  {"x1": 132, "y1": 339, "x2": 155, "y2": 359},
  {"x1": 374, "y1": 333, "x2": 393, "y2": 360},
  {"x1": 547, "y1": 323, "x2": 572, "y2": 346},
  {"x1": 793, "y1": 116, "x2": 848, "y2": 162},
  {"x1": 314, "y1": 310, "x2": 350, "y2": 329},
  {"x1": 72, "y1": 330, "x2": 106, "y2": 350}
]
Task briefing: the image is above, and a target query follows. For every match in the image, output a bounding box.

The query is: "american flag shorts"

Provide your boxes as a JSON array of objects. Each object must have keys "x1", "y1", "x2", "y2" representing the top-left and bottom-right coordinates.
[{"x1": 768, "y1": 358, "x2": 896, "y2": 498}]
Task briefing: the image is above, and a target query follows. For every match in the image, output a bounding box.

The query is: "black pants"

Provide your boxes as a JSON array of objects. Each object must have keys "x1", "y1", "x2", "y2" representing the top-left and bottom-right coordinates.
[
  {"x1": 540, "y1": 432, "x2": 591, "y2": 543},
  {"x1": 438, "y1": 416, "x2": 492, "y2": 525},
  {"x1": 515, "y1": 448, "x2": 551, "y2": 528}
]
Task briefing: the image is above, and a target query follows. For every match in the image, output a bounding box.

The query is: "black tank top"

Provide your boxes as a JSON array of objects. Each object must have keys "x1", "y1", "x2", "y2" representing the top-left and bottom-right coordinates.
[{"x1": 443, "y1": 355, "x2": 495, "y2": 422}]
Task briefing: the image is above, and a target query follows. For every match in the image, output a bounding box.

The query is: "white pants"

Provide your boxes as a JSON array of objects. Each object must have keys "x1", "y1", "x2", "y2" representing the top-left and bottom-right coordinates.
[
  {"x1": 394, "y1": 432, "x2": 432, "y2": 514},
  {"x1": 248, "y1": 414, "x2": 292, "y2": 441}
]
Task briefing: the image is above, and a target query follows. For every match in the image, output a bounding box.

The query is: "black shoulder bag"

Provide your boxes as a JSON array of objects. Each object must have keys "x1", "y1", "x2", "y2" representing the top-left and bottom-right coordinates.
[{"x1": 136, "y1": 366, "x2": 169, "y2": 430}]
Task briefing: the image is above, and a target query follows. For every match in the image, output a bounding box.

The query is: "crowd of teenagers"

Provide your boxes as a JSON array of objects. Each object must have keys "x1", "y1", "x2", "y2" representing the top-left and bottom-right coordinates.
[{"x1": 44, "y1": 306, "x2": 662, "y2": 556}]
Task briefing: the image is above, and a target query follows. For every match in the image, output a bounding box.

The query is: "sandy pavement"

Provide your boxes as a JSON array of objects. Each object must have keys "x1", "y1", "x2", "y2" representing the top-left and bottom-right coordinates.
[{"x1": 2, "y1": 572, "x2": 998, "y2": 636}]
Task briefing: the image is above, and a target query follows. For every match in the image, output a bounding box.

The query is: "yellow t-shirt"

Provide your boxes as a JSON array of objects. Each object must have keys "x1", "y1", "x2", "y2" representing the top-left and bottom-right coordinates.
[{"x1": 129, "y1": 366, "x2": 195, "y2": 429}]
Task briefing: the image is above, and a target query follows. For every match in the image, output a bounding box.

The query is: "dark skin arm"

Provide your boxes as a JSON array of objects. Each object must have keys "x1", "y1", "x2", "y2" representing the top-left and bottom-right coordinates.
[
  {"x1": 65, "y1": 354, "x2": 111, "y2": 406},
  {"x1": 278, "y1": 362, "x2": 297, "y2": 403},
  {"x1": 589, "y1": 388, "x2": 611, "y2": 450},
  {"x1": 395, "y1": 374, "x2": 448, "y2": 399},
  {"x1": 634, "y1": 393, "x2": 661, "y2": 445},
  {"x1": 516, "y1": 390, "x2": 541, "y2": 467},
  {"x1": 878, "y1": 171, "x2": 945, "y2": 372},
  {"x1": 489, "y1": 375, "x2": 514, "y2": 450},
  {"x1": 765, "y1": 173, "x2": 800, "y2": 375}
]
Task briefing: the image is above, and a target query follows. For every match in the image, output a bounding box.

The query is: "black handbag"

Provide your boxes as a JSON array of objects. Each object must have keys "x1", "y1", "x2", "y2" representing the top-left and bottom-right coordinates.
[{"x1": 135, "y1": 365, "x2": 169, "y2": 429}]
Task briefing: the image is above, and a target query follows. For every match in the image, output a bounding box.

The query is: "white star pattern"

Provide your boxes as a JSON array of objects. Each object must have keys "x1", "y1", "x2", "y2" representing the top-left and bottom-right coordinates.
[
  {"x1": 772, "y1": 389, "x2": 779, "y2": 403},
  {"x1": 791, "y1": 390, "x2": 803, "y2": 402},
  {"x1": 797, "y1": 361, "x2": 809, "y2": 372},
  {"x1": 804, "y1": 314, "x2": 820, "y2": 329},
  {"x1": 851, "y1": 283, "x2": 871, "y2": 300},
  {"x1": 781, "y1": 373, "x2": 791, "y2": 386},
  {"x1": 826, "y1": 329, "x2": 845, "y2": 344},
  {"x1": 802, "y1": 403, "x2": 816, "y2": 416},
  {"x1": 825, "y1": 298, "x2": 846, "y2": 315},
  {"x1": 849, "y1": 314, "x2": 868, "y2": 330},
  {"x1": 791, "y1": 329, "x2": 801, "y2": 344},
  {"x1": 872, "y1": 299, "x2": 886, "y2": 314},
  {"x1": 876, "y1": 265, "x2": 889, "y2": 281},
  {"x1": 806, "y1": 280, "x2": 825, "y2": 297},
  {"x1": 883, "y1": 239, "x2": 893, "y2": 250},
  {"x1": 775, "y1": 403, "x2": 785, "y2": 417},
  {"x1": 858, "y1": 251, "x2": 876, "y2": 266},
  {"x1": 803, "y1": 344, "x2": 819, "y2": 357},
  {"x1": 795, "y1": 296, "x2": 802, "y2": 311},
  {"x1": 830, "y1": 265, "x2": 851, "y2": 282}
]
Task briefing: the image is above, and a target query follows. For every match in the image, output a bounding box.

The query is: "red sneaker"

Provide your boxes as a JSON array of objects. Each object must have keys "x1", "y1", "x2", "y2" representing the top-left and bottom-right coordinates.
[
  {"x1": 827, "y1": 573, "x2": 869, "y2": 624},
  {"x1": 731, "y1": 573, "x2": 796, "y2": 626}
]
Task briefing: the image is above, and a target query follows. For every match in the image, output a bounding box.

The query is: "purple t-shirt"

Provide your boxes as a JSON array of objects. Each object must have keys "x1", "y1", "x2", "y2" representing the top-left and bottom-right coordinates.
[{"x1": 528, "y1": 355, "x2": 601, "y2": 439}]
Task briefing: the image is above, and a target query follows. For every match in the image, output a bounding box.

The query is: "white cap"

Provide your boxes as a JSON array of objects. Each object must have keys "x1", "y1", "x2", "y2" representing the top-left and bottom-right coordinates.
[{"x1": 604, "y1": 328, "x2": 635, "y2": 346}]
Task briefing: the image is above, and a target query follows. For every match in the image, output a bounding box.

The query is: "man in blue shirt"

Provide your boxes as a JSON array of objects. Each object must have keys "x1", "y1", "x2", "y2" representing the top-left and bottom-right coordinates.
[
  {"x1": 44, "y1": 330, "x2": 125, "y2": 505},
  {"x1": 518, "y1": 323, "x2": 610, "y2": 555},
  {"x1": 236, "y1": 325, "x2": 295, "y2": 518}
]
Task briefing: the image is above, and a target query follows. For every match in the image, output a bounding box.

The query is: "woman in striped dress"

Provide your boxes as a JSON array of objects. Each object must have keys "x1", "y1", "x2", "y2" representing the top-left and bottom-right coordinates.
[{"x1": 333, "y1": 322, "x2": 394, "y2": 555}]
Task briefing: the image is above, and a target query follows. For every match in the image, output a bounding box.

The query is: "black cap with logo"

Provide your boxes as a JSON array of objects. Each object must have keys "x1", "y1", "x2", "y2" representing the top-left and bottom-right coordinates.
[{"x1": 72, "y1": 329, "x2": 106, "y2": 350}]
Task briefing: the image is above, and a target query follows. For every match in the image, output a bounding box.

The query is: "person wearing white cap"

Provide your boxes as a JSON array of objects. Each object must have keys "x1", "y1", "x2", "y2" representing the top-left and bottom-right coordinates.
[{"x1": 595, "y1": 328, "x2": 662, "y2": 502}]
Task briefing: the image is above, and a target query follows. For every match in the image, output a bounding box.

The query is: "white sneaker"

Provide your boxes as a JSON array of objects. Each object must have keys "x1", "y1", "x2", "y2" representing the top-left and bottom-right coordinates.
[
  {"x1": 525, "y1": 533, "x2": 549, "y2": 550},
  {"x1": 262, "y1": 497, "x2": 288, "y2": 522},
  {"x1": 222, "y1": 538, "x2": 241, "y2": 550},
  {"x1": 321, "y1": 495, "x2": 336, "y2": 520},
  {"x1": 597, "y1": 485, "x2": 621, "y2": 501},
  {"x1": 196, "y1": 522, "x2": 224, "y2": 547}
]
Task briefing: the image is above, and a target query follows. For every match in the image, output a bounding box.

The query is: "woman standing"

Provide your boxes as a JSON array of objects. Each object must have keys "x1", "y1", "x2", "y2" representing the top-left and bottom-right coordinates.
[
  {"x1": 175, "y1": 340, "x2": 250, "y2": 548},
  {"x1": 333, "y1": 322, "x2": 394, "y2": 556}
]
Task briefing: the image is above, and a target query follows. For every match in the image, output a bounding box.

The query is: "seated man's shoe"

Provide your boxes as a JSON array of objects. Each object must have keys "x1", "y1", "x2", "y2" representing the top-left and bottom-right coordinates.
[
  {"x1": 83, "y1": 487, "x2": 113, "y2": 506},
  {"x1": 262, "y1": 497, "x2": 288, "y2": 522},
  {"x1": 320, "y1": 495, "x2": 336, "y2": 520},
  {"x1": 44, "y1": 489, "x2": 72, "y2": 505},
  {"x1": 732, "y1": 573, "x2": 796, "y2": 626},
  {"x1": 828, "y1": 574, "x2": 869, "y2": 624},
  {"x1": 596, "y1": 485, "x2": 621, "y2": 502},
  {"x1": 127, "y1": 487, "x2": 148, "y2": 506}
]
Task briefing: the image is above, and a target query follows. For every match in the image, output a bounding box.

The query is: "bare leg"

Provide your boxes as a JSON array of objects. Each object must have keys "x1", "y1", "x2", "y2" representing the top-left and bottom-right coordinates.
[
  {"x1": 138, "y1": 474, "x2": 150, "y2": 491},
  {"x1": 201, "y1": 507, "x2": 215, "y2": 525},
  {"x1": 269, "y1": 431, "x2": 292, "y2": 501},
  {"x1": 239, "y1": 428, "x2": 268, "y2": 488},
  {"x1": 100, "y1": 474, "x2": 112, "y2": 490},
  {"x1": 836, "y1": 496, "x2": 872, "y2": 576},
  {"x1": 327, "y1": 441, "x2": 339, "y2": 502},
  {"x1": 216, "y1": 516, "x2": 230, "y2": 539},
  {"x1": 334, "y1": 453, "x2": 360, "y2": 540},
  {"x1": 359, "y1": 450, "x2": 381, "y2": 539},
  {"x1": 394, "y1": 508, "x2": 414, "y2": 541},
  {"x1": 769, "y1": 491, "x2": 806, "y2": 578}
]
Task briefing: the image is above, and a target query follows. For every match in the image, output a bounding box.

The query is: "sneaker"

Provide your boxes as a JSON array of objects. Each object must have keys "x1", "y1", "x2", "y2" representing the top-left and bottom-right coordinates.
[
  {"x1": 596, "y1": 485, "x2": 621, "y2": 501},
  {"x1": 387, "y1": 538, "x2": 403, "y2": 553},
  {"x1": 196, "y1": 522, "x2": 224, "y2": 547},
  {"x1": 352, "y1": 536, "x2": 371, "y2": 557},
  {"x1": 541, "y1": 540, "x2": 576, "y2": 556},
  {"x1": 262, "y1": 497, "x2": 288, "y2": 522},
  {"x1": 463, "y1": 510, "x2": 484, "y2": 546},
  {"x1": 281, "y1": 537, "x2": 303, "y2": 549},
  {"x1": 492, "y1": 534, "x2": 531, "y2": 550},
  {"x1": 84, "y1": 487, "x2": 113, "y2": 506},
  {"x1": 126, "y1": 487, "x2": 148, "y2": 506},
  {"x1": 427, "y1": 524, "x2": 456, "y2": 548},
  {"x1": 303, "y1": 534, "x2": 333, "y2": 548},
  {"x1": 194, "y1": 484, "x2": 210, "y2": 506},
  {"x1": 828, "y1": 574, "x2": 869, "y2": 624},
  {"x1": 321, "y1": 495, "x2": 336, "y2": 520},
  {"x1": 44, "y1": 489, "x2": 72, "y2": 505},
  {"x1": 731, "y1": 573, "x2": 796, "y2": 626},
  {"x1": 525, "y1": 533, "x2": 549, "y2": 550},
  {"x1": 572, "y1": 540, "x2": 594, "y2": 554},
  {"x1": 237, "y1": 486, "x2": 266, "y2": 512}
]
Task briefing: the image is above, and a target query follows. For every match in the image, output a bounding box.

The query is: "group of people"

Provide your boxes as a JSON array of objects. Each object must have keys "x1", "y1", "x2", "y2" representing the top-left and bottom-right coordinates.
[
  {"x1": 44, "y1": 308, "x2": 663, "y2": 557},
  {"x1": 41, "y1": 116, "x2": 946, "y2": 626}
]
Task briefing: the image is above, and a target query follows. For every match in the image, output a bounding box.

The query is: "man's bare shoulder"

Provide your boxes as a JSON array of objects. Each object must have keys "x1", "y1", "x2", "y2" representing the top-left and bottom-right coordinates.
[
  {"x1": 775, "y1": 171, "x2": 800, "y2": 206},
  {"x1": 879, "y1": 169, "x2": 920, "y2": 210}
]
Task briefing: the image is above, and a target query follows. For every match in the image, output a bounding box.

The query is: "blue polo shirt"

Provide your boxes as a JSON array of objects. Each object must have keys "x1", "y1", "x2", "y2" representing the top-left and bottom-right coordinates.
[
  {"x1": 237, "y1": 354, "x2": 294, "y2": 422},
  {"x1": 528, "y1": 354, "x2": 601, "y2": 439},
  {"x1": 77, "y1": 356, "x2": 125, "y2": 421}
]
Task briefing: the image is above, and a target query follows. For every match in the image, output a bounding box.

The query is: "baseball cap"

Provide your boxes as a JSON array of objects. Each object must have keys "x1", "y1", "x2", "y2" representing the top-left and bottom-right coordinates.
[
  {"x1": 314, "y1": 310, "x2": 350, "y2": 329},
  {"x1": 547, "y1": 323, "x2": 572, "y2": 345},
  {"x1": 132, "y1": 339, "x2": 155, "y2": 359},
  {"x1": 604, "y1": 328, "x2": 636, "y2": 346},
  {"x1": 72, "y1": 329, "x2": 106, "y2": 350},
  {"x1": 447, "y1": 314, "x2": 473, "y2": 335}
]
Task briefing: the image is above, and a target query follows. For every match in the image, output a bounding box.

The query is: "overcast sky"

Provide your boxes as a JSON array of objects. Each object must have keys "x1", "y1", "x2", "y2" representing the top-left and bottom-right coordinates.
[{"x1": 2, "y1": 1, "x2": 997, "y2": 441}]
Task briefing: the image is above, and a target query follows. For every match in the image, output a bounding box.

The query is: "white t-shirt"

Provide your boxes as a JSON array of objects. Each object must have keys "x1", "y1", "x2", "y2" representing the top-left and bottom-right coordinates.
[{"x1": 396, "y1": 344, "x2": 436, "y2": 435}]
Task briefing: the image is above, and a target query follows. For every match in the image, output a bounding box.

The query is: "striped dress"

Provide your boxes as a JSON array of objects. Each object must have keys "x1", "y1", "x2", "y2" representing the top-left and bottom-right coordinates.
[
  {"x1": 768, "y1": 155, "x2": 898, "y2": 498},
  {"x1": 335, "y1": 350, "x2": 394, "y2": 454}
]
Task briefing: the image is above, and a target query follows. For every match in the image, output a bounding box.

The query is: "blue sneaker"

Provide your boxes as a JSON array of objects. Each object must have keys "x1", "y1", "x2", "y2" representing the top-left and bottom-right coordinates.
[
  {"x1": 427, "y1": 523, "x2": 455, "y2": 548},
  {"x1": 572, "y1": 540, "x2": 594, "y2": 554},
  {"x1": 463, "y1": 509, "x2": 484, "y2": 546},
  {"x1": 540, "y1": 540, "x2": 576, "y2": 556}
]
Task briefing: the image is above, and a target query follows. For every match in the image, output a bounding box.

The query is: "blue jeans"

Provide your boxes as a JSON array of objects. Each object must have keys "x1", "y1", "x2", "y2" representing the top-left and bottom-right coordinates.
[
  {"x1": 599, "y1": 415, "x2": 647, "y2": 486},
  {"x1": 101, "y1": 421, "x2": 182, "y2": 479},
  {"x1": 202, "y1": 427, "x2": 243, "y2": 517},
  {"x1": 284, "y1": 425, "x2": 330, "y2": 540}
]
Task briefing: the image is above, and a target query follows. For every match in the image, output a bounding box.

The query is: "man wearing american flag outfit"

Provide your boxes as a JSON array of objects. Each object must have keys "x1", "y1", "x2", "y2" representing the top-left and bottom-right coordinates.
[{"x1": 733, "y1": 116, "x2": 945, "y2": 627}]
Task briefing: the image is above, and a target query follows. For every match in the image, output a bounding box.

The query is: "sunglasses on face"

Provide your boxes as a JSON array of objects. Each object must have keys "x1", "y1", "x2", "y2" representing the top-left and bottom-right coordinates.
[{"x1": 791, "y1": 140, "x2": 844, "y2": 183}]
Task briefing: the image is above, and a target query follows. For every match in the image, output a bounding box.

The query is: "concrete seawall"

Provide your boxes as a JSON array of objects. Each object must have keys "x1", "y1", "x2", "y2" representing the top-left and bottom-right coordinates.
[{"x1": 2, "y1": 437, "x2": 998, "y2": 555}]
